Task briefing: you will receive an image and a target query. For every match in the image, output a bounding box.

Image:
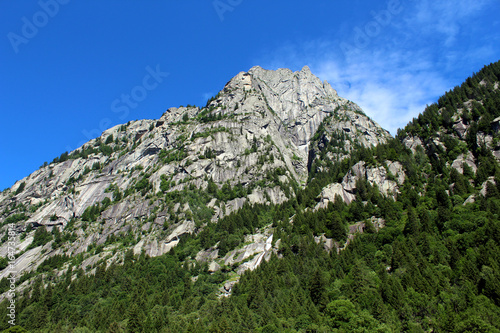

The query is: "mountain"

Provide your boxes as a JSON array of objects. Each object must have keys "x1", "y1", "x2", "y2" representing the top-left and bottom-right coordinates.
[
  {"x1": 0, "y1": 65, "x2": 389, "y2": 276},
  {"x1": 0, "y1": 61, "x2": 500, "y2": 332}
]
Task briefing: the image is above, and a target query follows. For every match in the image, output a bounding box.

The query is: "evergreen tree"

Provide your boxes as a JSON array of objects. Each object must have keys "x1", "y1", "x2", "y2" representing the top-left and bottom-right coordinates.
[{"x1": 126, "y1": 303, "x2": 144, "y2": 333}]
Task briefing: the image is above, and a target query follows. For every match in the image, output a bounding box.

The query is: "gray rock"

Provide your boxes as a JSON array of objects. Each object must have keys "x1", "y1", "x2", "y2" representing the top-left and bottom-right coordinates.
[
  {"x1": 314, "y1": 235, "x2": 335, "y2": 252},
  {"x1": 464, "y1": 195, "x2": 476, "y2": 205},
  {"x1": 343, "y1": 161, "x2": 401, "y2": 196},
  {"x1": 453, "y1": 120, "x2": 468, "y2": 138},
  {"x1": 480, "y1": 177, "x2": 496, "y2": 197},
  {"x1": 208, "y1": 261, "x2": 221, "y2": 273},
  {"x1": 316, "y1": 183, "x2": 356, "y2": 208},
  {"x1": 403, "y1": 136, "x2": 424, "y2": 152},
  {"x1": 0, "y1": 65, "x2": 392, "y2": 296},
  {"x1": 493, "y1": 116, "x2": 500, "y2": 133},
  {"x1": 316, "y1": 160, "x2": 404, "y2": 207},
  {"x1": 451, "y1": 152, "x2": 477, "y2": 174}
]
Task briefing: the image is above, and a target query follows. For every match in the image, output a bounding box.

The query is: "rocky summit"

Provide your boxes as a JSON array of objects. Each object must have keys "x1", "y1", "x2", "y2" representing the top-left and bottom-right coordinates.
[
  {"x1": 0, "y1": 66, "x2": 389, "y2": 296},
  {"x1": 2, "y1": 61, "x2": 500, "y2": 332}
]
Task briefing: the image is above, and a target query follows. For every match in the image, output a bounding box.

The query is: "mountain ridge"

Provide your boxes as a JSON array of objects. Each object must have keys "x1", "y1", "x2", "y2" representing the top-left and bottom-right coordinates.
[
  {"x1": 0, "y1": 65, "x2": 389, "y2": 284},
  {"x1": 1, "y1": 60, "x2": 500, "y2": 332}
]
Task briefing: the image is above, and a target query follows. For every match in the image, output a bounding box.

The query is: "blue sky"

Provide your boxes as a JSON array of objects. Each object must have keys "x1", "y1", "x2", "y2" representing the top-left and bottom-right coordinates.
[{"x1": 1, "y1": 0, "x2": 499, "y2": 190}]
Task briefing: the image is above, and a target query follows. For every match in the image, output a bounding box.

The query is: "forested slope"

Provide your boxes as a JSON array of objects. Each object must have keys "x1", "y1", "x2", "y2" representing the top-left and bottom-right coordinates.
[{"x1": 1, "y1": 61, "x2": 500, "y2": 332}]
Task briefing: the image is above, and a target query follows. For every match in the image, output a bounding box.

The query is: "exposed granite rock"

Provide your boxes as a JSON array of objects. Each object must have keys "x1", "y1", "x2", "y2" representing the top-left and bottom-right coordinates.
[
  {"x1": 453, "y1": 120, "x2": 468, "y2": 139},
  {"x1": 493, "y1": 116, "x2": 500, "y2": 133},
  {"x1": 0, "y1": 65, "x2": 391, "y2": 297},
  {"x1": 195, "y1": 248, "x2": 219, "y2": 263},
  {"x1": 316, "y1": 183, "x2": 356, "y2": 207},
  {"x1": 314, "y1": 235, "x2": 336, "y2": 252},
  {"x1": 338, "y1": 218, "x2": 385, "y2": 253},
  {"x1": 403, "y1": 136, "x2": 424, "y2": 153},
  {"x1": 208, "y1": 261, "x2": 221, "y2": 273},
  {"x1": 464, "y1": 195, "x2": 476, "y2": 205},
  {"x1": 494, "y1": 150, "x2": 500, "y2": 161},
  {"x1": 451, "y1": 152, "x2": 477, "y2": 174},
  {"x1": 316, "y1": 160, "x2": 405, "y2": 208},
  {"x1": 480, "y1": 177, "x2": 497, "y2": 197}
]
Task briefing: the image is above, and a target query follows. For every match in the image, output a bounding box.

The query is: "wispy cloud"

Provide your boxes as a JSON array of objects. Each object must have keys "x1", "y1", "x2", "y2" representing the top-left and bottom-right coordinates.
[
  {"x1": 315, "y1": 50, "x2": 448, "y2": 135},
  {"x1": 409, "y1": 0, "x2": 496, "y2": 46},
  {"x1": 407, "y1": 0, "x2": 495, "y2": 46},
  {"x1": 256, "y1": 0, "x2": 499, "y2": 135},
  {"x1": 257, "y1": 42, "x2": 449, "y2": 135}
]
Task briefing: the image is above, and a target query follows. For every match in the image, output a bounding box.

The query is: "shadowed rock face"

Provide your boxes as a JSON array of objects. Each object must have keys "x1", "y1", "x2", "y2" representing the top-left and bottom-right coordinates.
[
  {"x1": 0, "y1": 66, "x2": 391, "y2": 295},
  {"x1": 315, "y1": 160, "x2": 405, "y2": 208}
]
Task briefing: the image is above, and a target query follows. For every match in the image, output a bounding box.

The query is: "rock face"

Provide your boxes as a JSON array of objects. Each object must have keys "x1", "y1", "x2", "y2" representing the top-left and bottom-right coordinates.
[
  {"x1": 248, "y1": 66, "x2": 345, "y2": 152},
  {"x1": 403, "y1": 136, "x2": 424, "y2": 153},
  {"x1": 317, "y1": 183, "x2": 356, "y2": 206},
  {"x1": 313, "y1": 217, "x2": 385, "y2": 254},
  {"x1": 195, "y1": 227, "x2": 278, "y2": 276},
  {"x1": 451, "y1": 152, "x2": 477, "y2": 174},
  {"x1": 0, "y1": 66, "x2": 391, "y2": 296},
  {"x1": 316, "y1": 160, "x2": 405, "y2": 208},
  {"x1": 453, "y1": 120, "x2": 468, "y2": 139}
]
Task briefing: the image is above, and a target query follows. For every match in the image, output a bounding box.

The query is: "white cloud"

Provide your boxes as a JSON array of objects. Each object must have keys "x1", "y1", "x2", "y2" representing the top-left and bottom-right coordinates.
[
  {"x1": 257, "y1": 44, "x2": 449, "y2": 135},
  {"x1": 315, "y1": 51, "x2": 448, "y2": 135},
  {"x1": 408, "y1": 0, "x2": 496, "y2": 46},
  {"x1": 255, "y1": 0, "x2": 499, "y2": 136}
]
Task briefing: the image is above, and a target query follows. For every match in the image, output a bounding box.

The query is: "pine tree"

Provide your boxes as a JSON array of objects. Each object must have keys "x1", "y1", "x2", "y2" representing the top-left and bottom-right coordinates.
[
  {"x1": 403, "y1": 206, "x2": 420, "y2": 236},
  {"x1": 309, "y1": 269, "x2": 327, "y2": 309},
  {"x1": 107, "y1": 322, "x2": 124, "y2": 333},
  {"x1": 126, "y1": 303, "x2": 144, "y2": 333}
]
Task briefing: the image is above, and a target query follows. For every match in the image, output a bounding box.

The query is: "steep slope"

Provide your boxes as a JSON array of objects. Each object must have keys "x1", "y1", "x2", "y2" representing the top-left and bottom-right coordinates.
[
  {"x1": 1, "y1": 61, "x2": 500, "y2": 332},
  {"x1": 398, "y1": 61, "x2": 500, "y2": 188},
  {"x1": 0, "y1": 66, "x2": 389, "y2": 296}
]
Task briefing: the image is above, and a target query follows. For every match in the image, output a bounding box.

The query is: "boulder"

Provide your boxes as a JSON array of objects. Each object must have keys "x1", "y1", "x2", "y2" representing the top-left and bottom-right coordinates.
[{"x1": 451, "y1": 152, "x2": 477, "y2": 174}]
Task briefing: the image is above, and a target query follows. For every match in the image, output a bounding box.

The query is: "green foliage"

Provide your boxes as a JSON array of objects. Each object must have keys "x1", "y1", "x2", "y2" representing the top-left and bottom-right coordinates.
[
  {"x1": 1, "y1": 326, "x2": 29, "y2": 332},
  {"x1": 192, "y1": 126, "x2": 228, "y2": 140},
  {"x1": 14, "y1": 182, "x2": 25, "y2": 195},
  {"x1": 105, "y1": 134, "x2": 114, "y2": 144},
  {"x1": 159, "y1": 174, "x2": 171, "y2": 193},
  {"x1": 134, "y1": 176, "x2": 151, "y2": 194},
  {"x1": 199, "y1": 201, "x2": 295, "y2": 255},
  {"x1": 158, "y1": 148, "x2": 188, "y2": 164},
  {"x1": 2, "y1": 59, "x2": 500, "y2": 333},
  {"x1": 27, "y1": 226, "x2": 52, "y2": 250},
  {"x1": 399, "y1": 60, "x2": 500, "y2": 143},
  {"x1": 51, "y1": 151, "x2": 69, "y2": 164},
  {"x1": 99, "y1": 144, "x2": 113, "y2": 156},
  {"x1": 36, "y1": 254, "x2": 69, "y2": 273},
  {"x1": 196, "y1": 108, "x2": 225, "y2": 123},
  {"x1": 0, "y1": 257, "x2": 8, "y2": 271},
  {"x1": 81, "y1": 197, "x2": 112, "y2": 222},
  {"x1": 3, "y1": 248, "x2": 225, "y2": 332},
  {"x1": 2, "y1": 213, "x2": 27, "y2": 226},
  {"x1": 202, "y1": 147, "x2": 216, "y2": 159},
  {"x1": 113, "y1": 188, "x2": 122, "y2": 203}
]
